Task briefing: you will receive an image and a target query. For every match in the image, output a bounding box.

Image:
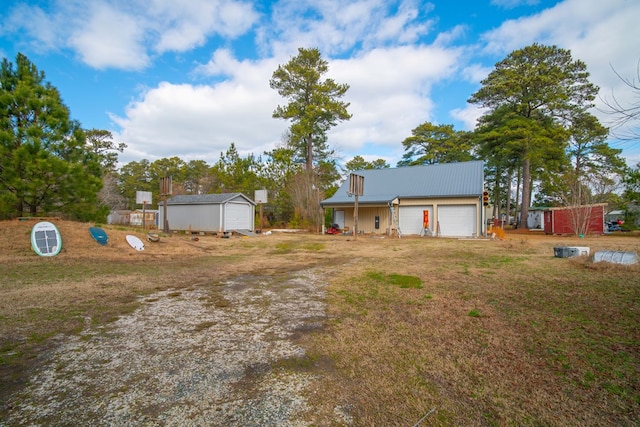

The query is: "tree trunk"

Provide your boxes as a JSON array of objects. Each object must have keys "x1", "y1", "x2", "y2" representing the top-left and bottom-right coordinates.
[
  {"x1": 515, "y1": 167, "x2": 521, "y2": 228},
  {"x1": 16, "y1": 198, "x2": 24, "y2": 217},
  {"x1": 520, "y1": 157, "x2": 531, "y2": 229},
  {"x1": 306, "y1": 134, "x2": 313, "y2": 172},
  {"x1": 494, "y1": 166, "x2": 501, "y2": 221},
  {"x1": 505, "y1": 169, "x2": 512, "y2": 226}
]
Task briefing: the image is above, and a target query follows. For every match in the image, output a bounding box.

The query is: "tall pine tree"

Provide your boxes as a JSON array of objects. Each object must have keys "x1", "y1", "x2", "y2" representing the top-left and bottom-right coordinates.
[
  {"x1": 469, "y1": 44, "x2": 598, "y2": 228},
  {"x1": 0, "y1": 53, "x2": 104, "y2": 220}
]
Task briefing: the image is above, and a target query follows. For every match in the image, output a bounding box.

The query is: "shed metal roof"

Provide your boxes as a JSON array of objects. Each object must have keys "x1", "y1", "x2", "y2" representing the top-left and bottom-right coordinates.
[
  {"x1": 166, "y1": 193, "x2": 255, "y2": 206},
  {"x1": 321, "y1": 161, "x2": 484, "y2": 206}
]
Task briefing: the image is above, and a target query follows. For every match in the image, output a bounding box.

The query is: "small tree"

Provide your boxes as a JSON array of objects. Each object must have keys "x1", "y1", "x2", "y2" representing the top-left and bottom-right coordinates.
[
  {"x1": 86, "y1": 129, "x2": 128, "y2": 211},
  {"x1": 398, "y1": 122, "x2": 473, "y2": 166},
  {"x1": 345, "y1": 155, "x2": 390, "y2": 171}
]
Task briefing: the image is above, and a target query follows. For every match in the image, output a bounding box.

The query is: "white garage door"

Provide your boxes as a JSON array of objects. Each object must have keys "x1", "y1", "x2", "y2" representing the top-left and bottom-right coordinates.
[
  {"x1": 399, "y1": 206, "x2": 433, "y2": 235},
  {"x1": 224, "y1": 202, "x2": 252, "y2": 230},
  {"x1": 437, "y1": 205, "x2": 476, "y2": 237}
]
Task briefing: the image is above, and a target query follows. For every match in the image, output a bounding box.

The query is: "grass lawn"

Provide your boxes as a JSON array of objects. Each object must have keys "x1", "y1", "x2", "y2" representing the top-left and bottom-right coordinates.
[{"x1": 1, "y1": 220, "x2": 639, "y2": 425}]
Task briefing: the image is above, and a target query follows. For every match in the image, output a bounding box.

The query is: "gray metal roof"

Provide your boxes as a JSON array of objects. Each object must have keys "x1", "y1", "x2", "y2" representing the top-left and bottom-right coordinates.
[
  {"x1": 321, "y1": 160, "x2": 484, "y2": 206},
  {"x1": 166, "y1": 193, "x2": 255, "y2": 205}
]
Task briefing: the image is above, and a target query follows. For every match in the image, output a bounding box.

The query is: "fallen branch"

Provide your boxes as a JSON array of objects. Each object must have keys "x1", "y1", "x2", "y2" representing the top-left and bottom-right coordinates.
[{"x1": 413, "y1": 407, "x2": 436, "y2": 427}]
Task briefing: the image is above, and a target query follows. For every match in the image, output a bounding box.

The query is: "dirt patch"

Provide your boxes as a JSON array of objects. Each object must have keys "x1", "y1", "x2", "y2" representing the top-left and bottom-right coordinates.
[{"x1": 4, "y1": 268, "x2": 330, "y2": 426}]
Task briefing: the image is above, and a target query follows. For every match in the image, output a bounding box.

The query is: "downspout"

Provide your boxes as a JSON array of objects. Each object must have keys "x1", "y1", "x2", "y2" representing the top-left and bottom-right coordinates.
[{"x1": 387, "y1": 202, "x2": 392, "y2": 236}]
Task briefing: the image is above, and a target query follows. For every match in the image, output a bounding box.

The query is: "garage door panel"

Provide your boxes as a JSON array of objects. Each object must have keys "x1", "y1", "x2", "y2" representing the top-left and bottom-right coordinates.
[
  {"x1": 438, "y1": 205, "x2": 476, "y2": 237},
  {"x1": 399, "y1": 206, "x2": 433, "y2": 235},
  {"x1": 225, "y1": 203, "x2": 252, "y2": 230}
]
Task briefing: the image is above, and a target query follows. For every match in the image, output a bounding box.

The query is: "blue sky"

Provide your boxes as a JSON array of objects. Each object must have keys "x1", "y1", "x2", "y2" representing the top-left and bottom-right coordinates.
[{"x1": 1, "y1": 0, "x2": 639, "y2": 168}]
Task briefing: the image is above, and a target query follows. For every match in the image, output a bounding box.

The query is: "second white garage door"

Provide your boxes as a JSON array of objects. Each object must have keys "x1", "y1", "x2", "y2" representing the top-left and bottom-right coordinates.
[{"x1": 437, "y1": 205, "x2": 476, "y2": 237}]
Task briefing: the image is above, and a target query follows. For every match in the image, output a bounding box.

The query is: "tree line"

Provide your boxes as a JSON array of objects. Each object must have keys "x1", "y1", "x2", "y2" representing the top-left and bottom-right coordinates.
[{"x1": 1, "y1": 46, "x2": 639, "y2": 229}]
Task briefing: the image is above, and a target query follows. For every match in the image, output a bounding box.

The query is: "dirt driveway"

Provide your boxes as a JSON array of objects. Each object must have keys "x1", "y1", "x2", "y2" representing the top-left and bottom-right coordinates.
[{"x1": 3, "y1": 267, "x2": 339, "y2": 426}]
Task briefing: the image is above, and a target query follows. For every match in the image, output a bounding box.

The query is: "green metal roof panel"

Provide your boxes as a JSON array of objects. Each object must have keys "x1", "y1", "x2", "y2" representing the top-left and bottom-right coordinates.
[{"x1": 322, "y1": 161, "x2": 484, "y2": 205}]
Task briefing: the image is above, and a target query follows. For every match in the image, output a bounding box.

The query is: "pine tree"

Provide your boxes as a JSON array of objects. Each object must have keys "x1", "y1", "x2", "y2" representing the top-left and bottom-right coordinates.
[{"x1": 0, "y1": 53, "x2": 104, "y2": 220}]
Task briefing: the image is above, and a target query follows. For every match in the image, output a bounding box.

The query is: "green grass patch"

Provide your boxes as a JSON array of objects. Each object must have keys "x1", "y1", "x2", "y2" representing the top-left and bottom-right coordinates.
[
  {"x1": 467, "y1": 309, "x2": 481, "y2": 318},
  {"x1": 273, "y1": 241, "x2": 325, "y2": 254},
  {"x1": 365, "y1": 271, "x2": 422, "y2": 289},
  {"x1": 301, "y1": 242, "x2": 324, "y2": 251},
  {"x1": 273, "y1": 242, "x2": 294, "y2": 254}
]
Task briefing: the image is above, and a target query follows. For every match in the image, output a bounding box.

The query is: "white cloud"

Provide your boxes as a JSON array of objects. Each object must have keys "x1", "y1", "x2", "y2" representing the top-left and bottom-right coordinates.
[
  {"x1": 450, "y1": 105, "x2": 484, "y2": 131},
  {"x1": 111, "y1": 51, "x2": 287, "y2": 163},
  {"x1": 151, "y1": 0, "x2": 259, "y2": 52},
  {"x1": 69, "y1": 3, "x2": 149, "y2": 70},
  {"x1": 261, "y1": 0, "x2": 434, "y2": 58},
  {"x1": 1, "y1": 0, "x2": 259, "y2": 70},
  {"x1": 460, "y1": 63, "x2": 492, "y2": 84},
  {"x1": 1, "y1": 3, "x2": 64, "y2": 52}
]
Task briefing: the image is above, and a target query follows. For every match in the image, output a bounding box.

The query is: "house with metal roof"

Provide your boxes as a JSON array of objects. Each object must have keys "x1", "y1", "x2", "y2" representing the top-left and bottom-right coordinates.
[
  {"x1": 321, "y1": 160, "x2": 486, "y2": 237},
  {"x1": 158, "y1": 193, "x2": 255, "y2": 234}
]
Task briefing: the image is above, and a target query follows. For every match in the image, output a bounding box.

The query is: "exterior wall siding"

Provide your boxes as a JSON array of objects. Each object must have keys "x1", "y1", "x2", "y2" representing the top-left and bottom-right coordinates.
[
  {"x1": 544, "y1": 205, "x2": 605, "y2": 235},
  {"x1": 338, "y1": 205, "x2": 390, "y2": 234},
  {"x1": 163, "y1": 204, "x2": 223, "y2": 232}
]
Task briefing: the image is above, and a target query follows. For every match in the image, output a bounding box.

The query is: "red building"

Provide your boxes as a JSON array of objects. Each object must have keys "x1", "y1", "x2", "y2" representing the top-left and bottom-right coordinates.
[{"x1": 543, "y1": 204, "x2": 606, "y2": 235}]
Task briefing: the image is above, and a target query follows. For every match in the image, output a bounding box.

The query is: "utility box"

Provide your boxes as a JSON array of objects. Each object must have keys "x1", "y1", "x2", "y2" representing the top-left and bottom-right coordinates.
[{"x1": 554, "y1": 246, "x2": 590, "y2": 258}]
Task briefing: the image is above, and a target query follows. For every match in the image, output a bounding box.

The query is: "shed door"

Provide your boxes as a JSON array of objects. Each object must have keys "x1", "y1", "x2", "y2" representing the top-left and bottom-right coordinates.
[
  {"x1": 399, "y1": 206, "x2": 433, "y2": 235},
  {"x1": 224, "y1": 202, "x2": 252, "y2": 230},
  {"x1": 437, "y1": 205, "x2": 476, "y2": 237}
]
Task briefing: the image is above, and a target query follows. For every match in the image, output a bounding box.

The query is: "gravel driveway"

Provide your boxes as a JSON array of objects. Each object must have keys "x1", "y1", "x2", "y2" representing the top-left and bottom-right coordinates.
[{"x1": 4, "y1": 267, "x2": 341, "y2": 426}]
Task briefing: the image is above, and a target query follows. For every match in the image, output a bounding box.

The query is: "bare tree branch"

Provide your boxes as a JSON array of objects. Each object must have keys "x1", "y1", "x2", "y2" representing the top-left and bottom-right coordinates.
[{"x1": 599, "y1": 61, "x2": 640, "y2": 140}]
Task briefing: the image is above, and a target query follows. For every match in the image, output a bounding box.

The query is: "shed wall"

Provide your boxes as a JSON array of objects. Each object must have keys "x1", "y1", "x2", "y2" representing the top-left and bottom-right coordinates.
[
  {"x1": 544, "y1": 205, "x2": 605, "y2": 235},
  {"x1": 165, "y1": 204, "x2": 223, "y2": 232}
]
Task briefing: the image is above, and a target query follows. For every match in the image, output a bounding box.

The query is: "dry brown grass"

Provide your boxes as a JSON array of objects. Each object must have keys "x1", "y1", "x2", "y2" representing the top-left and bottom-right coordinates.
[
  {"x1": 1, "y1": 219, "x2": 639, "y2": 425},
  {"x1": 301, "y1": 234, "x2": 640, "y2": 426}
]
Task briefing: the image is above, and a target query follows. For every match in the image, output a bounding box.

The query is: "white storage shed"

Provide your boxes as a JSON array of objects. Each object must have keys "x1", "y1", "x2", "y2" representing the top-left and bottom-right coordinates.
[{"x1": 159, "y1": 193, "x2": 256, "y2": 233}]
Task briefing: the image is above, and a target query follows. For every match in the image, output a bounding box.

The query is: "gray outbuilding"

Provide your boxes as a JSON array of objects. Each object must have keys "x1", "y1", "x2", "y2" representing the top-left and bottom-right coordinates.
[{"x1": 159, "y1": 193, "x2": 255, "y2": 234}]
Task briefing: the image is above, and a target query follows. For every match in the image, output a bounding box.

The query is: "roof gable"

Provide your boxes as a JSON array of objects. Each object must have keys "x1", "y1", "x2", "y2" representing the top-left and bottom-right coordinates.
[
  {"x1": 322, "y1": 161, "x2": 484, "y2": 205},
  {"x1": 166, "y1": 193, "x2": 255, "y2": 206}
]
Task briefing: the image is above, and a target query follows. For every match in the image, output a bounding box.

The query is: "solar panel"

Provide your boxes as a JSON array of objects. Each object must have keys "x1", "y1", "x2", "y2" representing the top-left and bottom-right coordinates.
[{"x1": 34, "y1": 230, "x2": 59, "y2": 254}]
